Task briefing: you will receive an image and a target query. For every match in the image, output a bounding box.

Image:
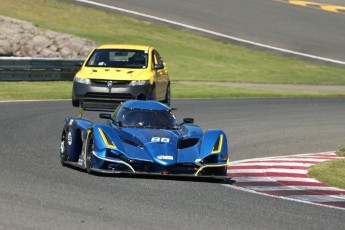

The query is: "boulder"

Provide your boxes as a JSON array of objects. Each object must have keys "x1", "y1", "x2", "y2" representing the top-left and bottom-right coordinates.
[{"x1": 0, "y1": 15, "x2": 97, "y2": 58}]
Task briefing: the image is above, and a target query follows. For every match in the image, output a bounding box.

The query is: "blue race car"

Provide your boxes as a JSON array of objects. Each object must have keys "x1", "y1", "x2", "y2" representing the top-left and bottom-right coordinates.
[{"x1": 60, "y1": 100, "x2": 229, "y2": 177}]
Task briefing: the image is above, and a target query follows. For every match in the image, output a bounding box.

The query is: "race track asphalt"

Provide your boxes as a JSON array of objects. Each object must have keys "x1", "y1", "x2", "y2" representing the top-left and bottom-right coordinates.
[
  {"x1": 2, "y1": 0, "x2": 345, "y2": 228},
  {"x1": 79, "y1": 0, "x2": 345, "y2": 63},
  {"x1": 1, "y1": 99, "x2": 345, "y2": 229}
]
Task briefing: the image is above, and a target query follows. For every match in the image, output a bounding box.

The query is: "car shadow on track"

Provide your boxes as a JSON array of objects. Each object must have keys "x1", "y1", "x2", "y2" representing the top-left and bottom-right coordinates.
[{"x1": 63, "y1": 163, "x2": 235, "y2": 184}]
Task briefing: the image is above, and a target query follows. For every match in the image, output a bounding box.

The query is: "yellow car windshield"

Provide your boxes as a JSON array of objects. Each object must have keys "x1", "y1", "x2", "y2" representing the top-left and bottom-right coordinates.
[{"x1": 86, "y1": 49, "x2": 148, "y2": 69}]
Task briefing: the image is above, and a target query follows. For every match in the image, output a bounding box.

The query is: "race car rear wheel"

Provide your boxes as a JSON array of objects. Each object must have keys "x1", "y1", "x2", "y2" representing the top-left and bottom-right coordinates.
[
  {"x1": 60, "y1": 129, "x2": 68, "y2": 166},
  {"x1": 86, "y1": 130, "x2": 94, "y2": 174}
]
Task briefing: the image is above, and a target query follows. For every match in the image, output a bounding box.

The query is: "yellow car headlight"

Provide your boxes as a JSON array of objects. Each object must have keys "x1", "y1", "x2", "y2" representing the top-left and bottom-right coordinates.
[
  {"x1": 129, "y1": 80, "x2": 150, "y2": 86},
  {"x1": 74, "y1": 77, "x2": 91, "y2": 84}
]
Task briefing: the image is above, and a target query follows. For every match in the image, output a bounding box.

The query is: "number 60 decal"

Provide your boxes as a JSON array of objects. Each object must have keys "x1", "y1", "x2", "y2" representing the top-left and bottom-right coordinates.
[{"x1": 151, "y1": 137, "x2": 170, "y2": 143}]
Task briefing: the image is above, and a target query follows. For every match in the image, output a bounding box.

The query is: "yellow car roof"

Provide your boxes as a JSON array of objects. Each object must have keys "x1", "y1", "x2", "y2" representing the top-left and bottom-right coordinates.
[{"x1": 96, "y1": 44, "x2": 152, "y2": 51}]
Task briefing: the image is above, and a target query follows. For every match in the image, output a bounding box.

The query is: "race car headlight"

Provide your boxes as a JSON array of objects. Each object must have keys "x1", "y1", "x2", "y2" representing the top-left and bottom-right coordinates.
[
  {"x1": 129, "y1": 80, "x2": 150, "y2": 86},
  {"x1": 74, "y1": 77, "x2": 91, "y2": 84},
  {"x1": 195, "y1": 158, "x2": 203, "y2": 166}
]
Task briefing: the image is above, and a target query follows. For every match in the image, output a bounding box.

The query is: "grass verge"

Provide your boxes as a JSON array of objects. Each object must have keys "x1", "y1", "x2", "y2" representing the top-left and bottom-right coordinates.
[
  {"x1": 336, "y1": 148, "x2": 345, "y2": 156},
  {"x1": 2, "y1": 82, "x2": 345, "y2": 101},
  {"x1": 173, "y1": 83, "x2": 345, "y2": 98},
  {"x1": 0, "y1": 81, "x2": 72, "y2": 100},
  {"x1": 308, "y1": 158, "x2": 345, "y2": 190}
]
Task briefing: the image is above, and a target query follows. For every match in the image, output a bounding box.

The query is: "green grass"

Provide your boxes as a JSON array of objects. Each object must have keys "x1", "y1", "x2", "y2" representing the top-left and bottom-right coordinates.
[
  {"x1": 308, "y1": 158, "x2": 345, "y2": 190},
  {"x1": 336, "y1": 148, "x2": 345, "y2": 156},
  {"x1": 0, "y1": 81, "x2": 72, "y2": 100},
  {"x1": 1, "y1": 0, "x2": 345, "y2": 87},
  {"x1": 173, "y1": 83, "x2": 345, "y2": 98},
  {"x1": 2, "y1": 82, "x2": 345, "y2": 101}
]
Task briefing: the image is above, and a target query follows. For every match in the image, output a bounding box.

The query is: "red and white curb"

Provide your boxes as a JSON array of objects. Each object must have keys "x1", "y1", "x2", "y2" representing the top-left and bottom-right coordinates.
[{"x1": 225, "y1": 152, "x2": 345, "y2": 210}]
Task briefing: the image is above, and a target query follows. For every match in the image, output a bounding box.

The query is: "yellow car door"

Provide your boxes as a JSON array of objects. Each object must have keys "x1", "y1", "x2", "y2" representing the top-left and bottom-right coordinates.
[{"x1": 152, "y1": 50, "x2": 169, "y2": 101}]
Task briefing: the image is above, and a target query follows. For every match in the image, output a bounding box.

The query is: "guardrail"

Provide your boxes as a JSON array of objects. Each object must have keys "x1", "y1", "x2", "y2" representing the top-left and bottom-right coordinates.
[{"x1": 0, "y1": 57, "x2": 84, "y2": 81}]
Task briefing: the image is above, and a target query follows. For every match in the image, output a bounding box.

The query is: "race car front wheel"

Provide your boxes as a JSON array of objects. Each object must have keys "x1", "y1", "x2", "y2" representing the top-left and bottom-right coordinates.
[
  {"x1": 204, "y1": 166, "x2": 228, "y2": 176},
  {"x1": 214, "y1": 166, "x2": 228, "y2": 176},
  {"x1": 60, "y1": 129, "x2": 68, "y2": 166}
]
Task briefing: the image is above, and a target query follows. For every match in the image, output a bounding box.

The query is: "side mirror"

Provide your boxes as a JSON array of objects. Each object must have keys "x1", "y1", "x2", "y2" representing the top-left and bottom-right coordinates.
[
  {"x1": 99, "y1": 113, "x2": 122, "y2": 127},
  {"x1": 154, "y1": 64, "x2": 164, "y2": 70},
  {"x1": 182, "y1": 118, "x2": 194, "y2": 124}
]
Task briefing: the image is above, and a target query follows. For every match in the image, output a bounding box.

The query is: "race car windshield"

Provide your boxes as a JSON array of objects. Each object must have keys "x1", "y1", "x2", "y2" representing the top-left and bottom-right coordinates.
[
  {"x1": 117, "y1": 109, "x2": 177, "y2": 129},
  {"x1": 86, "y1": 49, "x2": 148, "y2": 69}
]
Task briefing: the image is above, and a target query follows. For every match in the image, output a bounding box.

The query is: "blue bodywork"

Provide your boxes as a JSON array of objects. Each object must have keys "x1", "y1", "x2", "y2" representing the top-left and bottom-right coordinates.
[{"x1": 60, "y1": 100, "x2": 229, "y2": 177}]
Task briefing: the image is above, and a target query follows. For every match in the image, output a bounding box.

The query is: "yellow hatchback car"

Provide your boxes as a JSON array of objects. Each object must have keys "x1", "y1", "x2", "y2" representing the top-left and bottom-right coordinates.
[{"x1": 72, "y1": 44, "x2": 170, "y2": 110}]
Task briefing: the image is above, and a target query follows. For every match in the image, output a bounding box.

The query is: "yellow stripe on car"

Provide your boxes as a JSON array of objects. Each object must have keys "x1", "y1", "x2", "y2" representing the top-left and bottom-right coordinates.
[
  {"x1": 98, "y1": 128, "x2": 116, "y2": 148},
  {"x1": 195, "y1": 158, "x2": 230, "y2": 176},
  {"x1": 84, "y1": 129, "x2": 91, "y2": 167}
]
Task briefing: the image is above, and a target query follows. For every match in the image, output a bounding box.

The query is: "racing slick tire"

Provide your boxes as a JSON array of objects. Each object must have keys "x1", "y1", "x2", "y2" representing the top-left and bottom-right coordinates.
[
  {"x1": 60, "y1": 128, "x2": 68, "y2": 166},
  {"x1": 204, "y1": 166, "x2": 228, "y2": 176}
]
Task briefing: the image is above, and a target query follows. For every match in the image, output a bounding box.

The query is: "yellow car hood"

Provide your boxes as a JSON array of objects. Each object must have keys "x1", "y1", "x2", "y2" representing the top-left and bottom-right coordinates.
[{"x1": 77, "y1": 68, "x2": 149, "y2": 80}]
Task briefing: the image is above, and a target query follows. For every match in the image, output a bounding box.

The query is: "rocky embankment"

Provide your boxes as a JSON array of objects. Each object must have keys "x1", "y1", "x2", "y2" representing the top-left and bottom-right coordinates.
[{"x1": 0, "y1": 15, "x2": 97, "y2": 58}]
